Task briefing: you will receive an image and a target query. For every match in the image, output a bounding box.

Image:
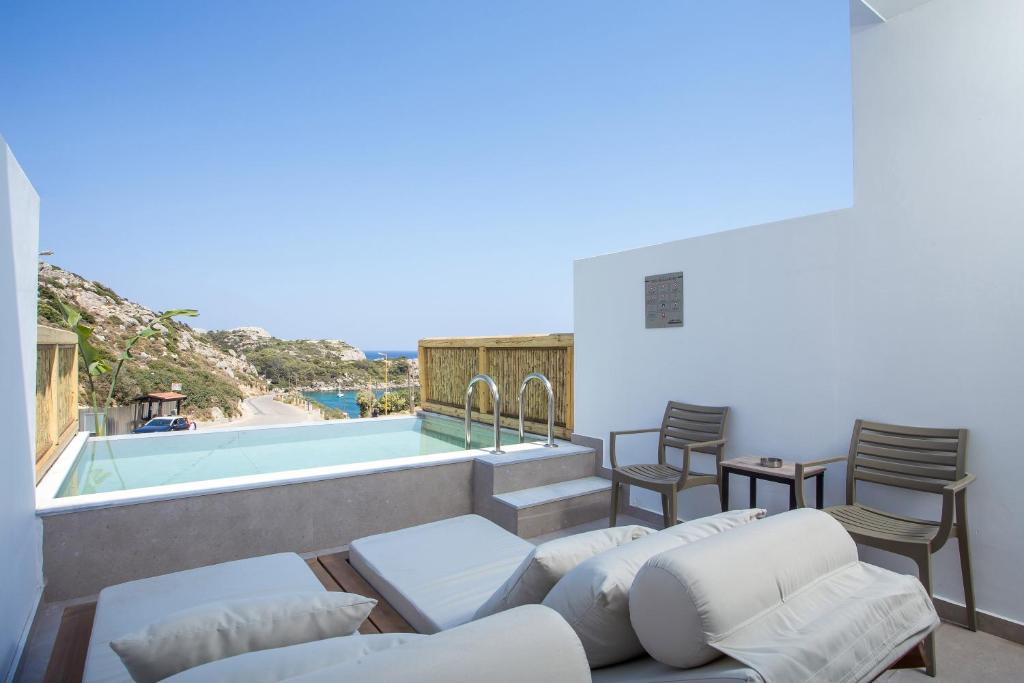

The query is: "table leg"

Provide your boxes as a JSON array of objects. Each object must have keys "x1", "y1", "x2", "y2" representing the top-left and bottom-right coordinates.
[
  {"x1": 749, "y1": 475, "x2": 757, "y2": 508},
  {"x1": 788, "y1": 482, "x2": 797, "y2": 510},
  {"x1": 721, "y1": 470, "x2": 730, "y2": 511},
  {"x1": 816, "y1": 473, "x2": 824, "y2": 509}
]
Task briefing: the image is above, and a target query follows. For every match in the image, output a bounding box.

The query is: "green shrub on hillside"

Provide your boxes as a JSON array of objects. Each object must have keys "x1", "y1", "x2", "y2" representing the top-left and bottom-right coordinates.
[
  {"x1": 356, "y1": 390, "x2": 408, "y2": 417},
  {"x1": 238, "y1": 346, "x2": 404, "y2": 389},
  {"x1": 104, "y1": 357, "x2": 245, "y2": 417}
]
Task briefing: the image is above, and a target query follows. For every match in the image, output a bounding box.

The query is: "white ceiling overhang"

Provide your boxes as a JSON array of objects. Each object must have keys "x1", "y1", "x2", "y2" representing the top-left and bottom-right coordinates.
[{"x1": 850, "y1": 0, "x2": 937, "y2": 28}]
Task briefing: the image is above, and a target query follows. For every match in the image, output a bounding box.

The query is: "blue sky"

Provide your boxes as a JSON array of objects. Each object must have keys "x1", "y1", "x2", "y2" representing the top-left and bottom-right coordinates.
[{"x1": 0, "y1": 1, "x2": 851, "y2": 349}]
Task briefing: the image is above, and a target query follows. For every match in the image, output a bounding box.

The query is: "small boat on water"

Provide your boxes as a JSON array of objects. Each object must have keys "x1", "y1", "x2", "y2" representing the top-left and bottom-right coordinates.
[{"x1": 337, "y1": 392, "x2": 345, "y2": 397}]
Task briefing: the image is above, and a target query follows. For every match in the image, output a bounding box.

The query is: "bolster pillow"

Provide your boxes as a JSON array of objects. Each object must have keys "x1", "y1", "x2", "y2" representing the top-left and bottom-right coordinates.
[
  {"x1": 281, "y1": 605, "x2": 592, "y2": 683},
  {"x1": 629, "y1": 508, "x2": 857, "y2": 669}
]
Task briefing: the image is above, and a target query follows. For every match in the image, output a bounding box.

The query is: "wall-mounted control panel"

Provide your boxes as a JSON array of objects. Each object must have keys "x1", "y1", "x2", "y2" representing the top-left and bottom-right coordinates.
[{"x1": 645, "y1": 272, "x2": 684, "y2": 328}]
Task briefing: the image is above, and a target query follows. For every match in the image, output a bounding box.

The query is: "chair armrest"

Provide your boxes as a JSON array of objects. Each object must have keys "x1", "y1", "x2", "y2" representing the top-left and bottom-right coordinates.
[
  {"x1": 609, "y1": 428, "x2": 660, "y2": 469},
  {"x1": 680, "y1": 438, "x2": 727, "y2": 485},
  {"x1": 943, "y1": 472, "x2": 976, "y2": 494},
  {"x1": 794, "y1": 456, "x2": 847, "y2": 508},
  {"x1": 935, "y1": 473, "x2": 976, "y2": 548},
  {"x1": 610, "y1": 428, "x2": 661, "y2": 437}
]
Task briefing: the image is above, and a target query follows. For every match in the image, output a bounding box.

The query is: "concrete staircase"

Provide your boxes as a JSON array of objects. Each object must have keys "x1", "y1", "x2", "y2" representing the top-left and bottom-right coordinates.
[{"x1": 472, "y1": 443, "x2": 611, "y2": 538}]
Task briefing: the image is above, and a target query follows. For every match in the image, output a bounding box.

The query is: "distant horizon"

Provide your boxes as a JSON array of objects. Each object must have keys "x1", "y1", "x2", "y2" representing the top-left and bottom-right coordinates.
[{"x1": 5, "y1": 1, "x2": 852, "y2": 348}]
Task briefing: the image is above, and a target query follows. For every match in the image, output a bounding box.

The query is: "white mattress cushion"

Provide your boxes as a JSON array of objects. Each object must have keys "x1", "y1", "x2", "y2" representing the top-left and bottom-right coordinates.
[
  {"x1": 163, "y1": 633, "x2": 424, "y2": 683},
  {"x1": 543, "y1": 510, "x2": 764, "y2": 668},
  {"x1": 592, "y1": 656, "x2": 763, "y2": 683},
  {"x1": 349, "y1": 514, "x2": 534, "y2": 633},
  {"x1": 85, "y1": 553, "x2": 325, "y2": 683},
  {"x1": 278, "y1": 605, "x2": 592, "y2": 683},
  {"x1": 110, "y1": 591, "x2": 375, "y2": 683},
  {"x1": 629, "y1": 508, "x2": 938, "y2": 682},
  {"x1": 475, "y1": 524, "x2": 654, "y2": 619}
]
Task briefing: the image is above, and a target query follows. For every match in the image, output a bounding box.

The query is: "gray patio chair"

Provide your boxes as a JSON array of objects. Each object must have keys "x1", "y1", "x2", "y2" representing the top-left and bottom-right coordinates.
[
  {"x1": 609, "y1": 401, "x2": 729, "y2": 528},
  {"x1": 795, "y1": 419, "x2": 976, "y2": 677}
]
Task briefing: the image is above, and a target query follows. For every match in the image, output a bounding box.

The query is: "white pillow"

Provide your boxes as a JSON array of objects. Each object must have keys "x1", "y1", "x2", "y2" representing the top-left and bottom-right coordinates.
[
  {"x1": 542, "y1": 510, "x2": 764, "y2": 668},
  {"x1": 163, "y1": 633, "x2": 423, "y2": 683},
  {"x1": 110, "y1": 591, "x2": 376, "y2": 683},
  {"x1": 659, "y1": 508, "x2": 766, "y2": 542},
  {"x1": 275, "y1": 605, "x2": 592, "y2": 683},
  {"x1": 630, "y1": 509, "x2": 856, "y2": 670},
  {"x1": 475, "y1": 525, "x2": 654, "y2": 619}
]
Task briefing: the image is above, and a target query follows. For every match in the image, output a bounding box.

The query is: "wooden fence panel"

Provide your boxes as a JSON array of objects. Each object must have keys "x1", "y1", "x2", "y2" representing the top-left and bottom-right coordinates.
[
  {"x1": 36, "y1": 326, "x2": 80, "y2": 481},
  {"x1": 418, "y1": 334, "x2": 573, "y2": 439}
]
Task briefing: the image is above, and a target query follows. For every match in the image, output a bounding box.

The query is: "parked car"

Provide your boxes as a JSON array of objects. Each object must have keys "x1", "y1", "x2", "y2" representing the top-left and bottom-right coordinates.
[{"x1": 132, "y1": 416, "x2": 192, "y2": 434}]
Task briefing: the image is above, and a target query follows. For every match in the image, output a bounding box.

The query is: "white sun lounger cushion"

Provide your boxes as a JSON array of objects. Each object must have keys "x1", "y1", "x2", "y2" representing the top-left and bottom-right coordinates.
[
  {"x1": 592, "y1": 655, "x2": 764, "y2": 683},
  {"x1": 163, "y1": 633, "x2": 424, "y2": 683},
  {"x1": 542, "y1": 509, "x2": 765, "y2": 668},
  {"x1": 629, "y1": 508, "x2": 939, "y2": 682},
  {"x1": 110, "y1": 591, "x2": 375, "y2": 683},
  {"x1": 278, "y1": 605, "x2": 592, "y2": 683},
  {"x1": 475, "y1": 524, "x2": 655, "y2": 619},
  {"x1": 349, "y1": 514, "x2": 535, "y2": 633},
  {"x1": 85, "y1": 553, "x2": 326, "y2": 683}
]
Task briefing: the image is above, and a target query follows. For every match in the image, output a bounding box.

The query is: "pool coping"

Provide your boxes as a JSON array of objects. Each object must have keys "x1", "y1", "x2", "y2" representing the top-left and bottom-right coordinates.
[{"x1": 35, "y1": 412, "x2": 579, "y2": 517}]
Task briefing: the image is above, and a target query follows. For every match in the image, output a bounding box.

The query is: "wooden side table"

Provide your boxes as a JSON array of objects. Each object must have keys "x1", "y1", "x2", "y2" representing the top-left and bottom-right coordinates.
[{"x1": 721, "y1": 456, "x2": 826, "y2": 511}]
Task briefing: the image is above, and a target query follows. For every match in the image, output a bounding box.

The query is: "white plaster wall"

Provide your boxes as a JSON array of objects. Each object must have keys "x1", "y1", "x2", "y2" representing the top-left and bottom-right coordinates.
[
  {"x1": 574, "y1": 0, "x2": 1024, "y2": 625},
  {"x1": 0, "y1": 136, "x2": 43, "y2": 680}
]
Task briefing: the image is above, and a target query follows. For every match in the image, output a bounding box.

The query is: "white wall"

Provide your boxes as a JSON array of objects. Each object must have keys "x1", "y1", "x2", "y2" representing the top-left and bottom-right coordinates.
[
  {"x1": 0, "y1": 136, "x2": 44, "y2": 680},
  {"x1": 574, "y1": 0, "x2": 1024, "y2": 625}
]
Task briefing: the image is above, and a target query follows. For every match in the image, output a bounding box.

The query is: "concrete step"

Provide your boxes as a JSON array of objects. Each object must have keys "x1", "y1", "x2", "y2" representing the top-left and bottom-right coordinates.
[
  {"x1": 491, "y1": 476, "x2": 612, "y2": 538},
  {"x1": 475, "y1": 444, "x2": 599, "y2": 495}
]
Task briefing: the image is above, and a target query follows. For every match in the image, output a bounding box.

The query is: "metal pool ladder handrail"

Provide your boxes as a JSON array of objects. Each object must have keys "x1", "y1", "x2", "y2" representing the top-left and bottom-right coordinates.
[
  {"x1": 465, "y1": 374, "x2": 503, "y2": 454},
  {"x1": 518, "y1": 372, "x2": 557, "y2": 448}
]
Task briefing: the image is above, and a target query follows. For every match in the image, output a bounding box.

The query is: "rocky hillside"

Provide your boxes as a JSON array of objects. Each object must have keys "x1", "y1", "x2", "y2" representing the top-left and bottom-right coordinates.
[
  {"x1": 206, "y1": 329, "x2": 414, "y2": 390},
  {"x1": 38, "y1": 263, "x2": 263, "y2": 419},
  {"x1": 37, "y1": 262, "x2": 398, "y2": 417},
  {"x1": 210, "y1": 327, "x2": 364, "y2": 360}
]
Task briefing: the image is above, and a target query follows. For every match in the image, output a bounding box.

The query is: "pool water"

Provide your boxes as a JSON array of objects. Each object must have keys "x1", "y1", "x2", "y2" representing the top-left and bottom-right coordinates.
[{"x1": 57, "y1": 415, "x2": 522, "y2": 498}]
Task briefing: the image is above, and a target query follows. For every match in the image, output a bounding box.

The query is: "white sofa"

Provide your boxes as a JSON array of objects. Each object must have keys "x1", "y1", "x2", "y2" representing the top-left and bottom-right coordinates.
[
  {"x1": 82, "y1": 510, "x2": 937, "y2": 683},
  {"x1": 350, "y1": 511, "x2": 937, "y2": 682},
  {"x1": 83, "y1": 551, "x2": 591, "y2": 683},
  {"x1": 84, "y1": 553, "x2": 325, "y2": 683},
  {"x1": 350, "y1": 514, "x2": 770, "y2": 682}
]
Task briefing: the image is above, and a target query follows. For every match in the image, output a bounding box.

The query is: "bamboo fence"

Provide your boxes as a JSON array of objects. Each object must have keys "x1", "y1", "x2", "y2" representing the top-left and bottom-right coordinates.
[
  {"x1": 418, "y1": 334, "x2": 574, "y2": 439},
  {"x1": 36, "y1": 325, "x2": 79, "y2": 481}
]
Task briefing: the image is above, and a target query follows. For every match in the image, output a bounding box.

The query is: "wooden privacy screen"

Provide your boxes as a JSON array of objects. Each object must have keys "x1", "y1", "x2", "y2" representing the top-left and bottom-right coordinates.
[
  {"x1": 418, "y1": 334, "x2": 574, "y2": 440},
  {"x1": 36, "y1": 325, "x2": 79, "y2": 482}
]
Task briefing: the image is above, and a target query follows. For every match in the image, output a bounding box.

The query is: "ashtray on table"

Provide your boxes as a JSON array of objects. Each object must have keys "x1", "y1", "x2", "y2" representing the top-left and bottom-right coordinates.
[{"x1": 759, "y1": 457, "x2": 783, "y2": 468}]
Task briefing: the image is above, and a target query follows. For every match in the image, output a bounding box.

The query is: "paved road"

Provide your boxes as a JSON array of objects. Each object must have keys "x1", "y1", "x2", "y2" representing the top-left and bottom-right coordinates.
[{"x1": 202, "y1": 394, "x2": 324, "y2": 429}]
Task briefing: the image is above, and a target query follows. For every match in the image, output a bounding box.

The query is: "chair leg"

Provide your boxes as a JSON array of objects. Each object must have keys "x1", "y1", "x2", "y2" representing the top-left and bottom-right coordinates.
[
  {"x1": 667, "y1": 491, "x2": 677, "y2": 527},
  {"x1": 914, "y1": 552, "x2": 937, "y2": 677},
  {"x1": 609, "y1": 482, "x2": 620, "y2": 528},
  {"x1": 955, "y1": 493, "x2": 978, "y2": 631},
  {"x1": 660, "y1": 494, "x2": 672, "y2": 529}
]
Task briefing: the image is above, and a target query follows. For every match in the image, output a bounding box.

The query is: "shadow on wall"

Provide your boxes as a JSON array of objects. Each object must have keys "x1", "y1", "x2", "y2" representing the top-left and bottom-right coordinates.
[{"x1": 0, "y1": 137, "x2": 45, "y2": 679}]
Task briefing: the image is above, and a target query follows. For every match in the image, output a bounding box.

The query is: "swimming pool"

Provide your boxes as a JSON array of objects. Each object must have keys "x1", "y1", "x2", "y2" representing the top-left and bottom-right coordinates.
[{"x1": 54, "y1": 414, "x2": 522, "y2": 498}]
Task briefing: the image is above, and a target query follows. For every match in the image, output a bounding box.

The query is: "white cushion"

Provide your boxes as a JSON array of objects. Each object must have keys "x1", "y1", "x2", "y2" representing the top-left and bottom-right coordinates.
[
  {"x1": 349, "y1": 514, "x2": 534, "y2": 633},
  {"x1": 657, "y1": 508, "x2": 765, "y2": 543},
  {"x1": 592, "y1": 655, "x2": 763, "y2": 682},
  {"x1": 629, "y1": 508, "x2": 938, "y2": 682},
  {"x1": 85, "y1": 553, "x2": 325, "y2": 683},
  {"x1": 110, "y1": 591, "x2": 375, "y2": 683},
  {"x1": 278, "y1": 605, "x2": 591, "y2": 683},
  {"x1": 163, "y1": 633, "x2": 424, "y2": 683},
  {"x1": 542, "y1": 510, "x2": 764, "y2": 668},
  {"x1": 475, "y1": 524, "x2": 654, "y2": 619}
]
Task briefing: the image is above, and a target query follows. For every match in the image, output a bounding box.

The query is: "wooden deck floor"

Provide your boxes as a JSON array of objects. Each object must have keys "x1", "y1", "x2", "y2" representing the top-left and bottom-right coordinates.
[{"x1": 42, "y1": 551, "x2": 412, "y2": 683}]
